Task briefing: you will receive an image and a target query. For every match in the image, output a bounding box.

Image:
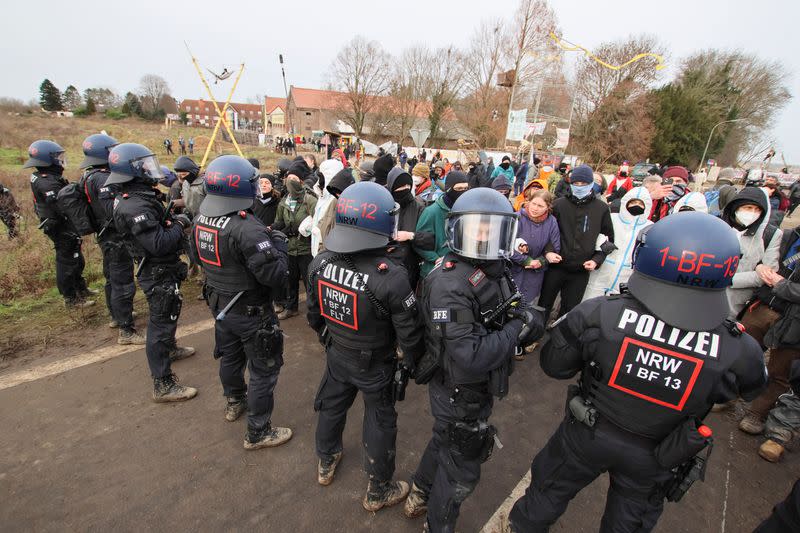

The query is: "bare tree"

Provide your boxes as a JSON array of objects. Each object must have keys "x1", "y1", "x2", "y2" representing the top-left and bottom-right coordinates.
[
  {"x1": 386, "y1": 46, "x2": 430, "y2": 145},
  {"x1": 328, "y1": 36, "x2": 390, "y2": 137},
  {"x1": 574, "y1": 35, "x2": 666, "y2": 115},
  {"x1": 138, "y1": 74, "x2": 171, "y2": 116},
  {"x1": 425, "y1": 46, "x2": 465, "y2": 145}
]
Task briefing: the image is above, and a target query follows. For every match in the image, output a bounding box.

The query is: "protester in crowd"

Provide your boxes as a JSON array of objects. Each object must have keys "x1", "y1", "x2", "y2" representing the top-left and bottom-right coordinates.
[
  {"x1": 252, "y1": 175, "x2": 281, "y2": 227},
  {"x1": 765, "y1": 176, "x2": 790, "y2": 226},
  {"x1": 706, "y1": 167, "x2": 737, "y2": 216},
  {"x1": 545, "y1": 164, "x2": 560, "y2": 193},
  {"x1": 307, "y1": 159, "x2": 344, "y2": 256},
  {"x1": 737, "y1": 223, "x2": 800, "y2": 438},
  {"x1": 583, "y1": 187, "x2": 653, "y2": 301},
  {"x1": 373, "y1": 153, "x2": 395, "y2": 186},
  {"x1": 413, "y1": 162, "x2": 437, "y2": 205},
  {"x1": 492, "y1": 175, "x2": 512, "y2": 199},
  {"x1": 551, "y1": 163, "x2": 572, "y2": 198},
  {"x1": 649, "y1": 166, "x2": 689, "y2": 222},
  {"x1": 514, "y1": 159, "x2": 529, "y2": 196},
  {"x1": 720, "y1": 187, "x2": 782, "y2": 319},
  {"x1": 758, "y1": 361, "x2": 800, "y2": 463},
  {"x1": 271, "y1": 161, "x2": 317, "y2": 320},
  {"x1": 491, "y1": 155, "x2": 515, "y2": 188},
  {"x1": 467, "y1": 160, "x2": 488, "y2": 189},
  {"x1": 311, "y1": 167, "x2": 354, "y2": 256},
  {"x1": 414, "y1": 171, "x2": 469, "y2": 278},
  {"x1": 510, "y1": 188, "x2": 561, "y2": 318},
  {"x1": 605, "y1": 168, "x2": 633, "y2": 203},
  {"x1": 331, "y1": 148, "x2": 349, "y2": 167},
  {"x1": 483, "y1": 156, "x2": 495, "y2": 182},
  {"x1": 431, "y1": 160, "x2": 447, "y2": 190},
  {"x1": 672, "y1": 191, "x2": 708, "y2": 213},
  {"x1": 513, "y1": 175, "x2": 548, "y2": 211},
  {"x1": 538, "y1": 164, "x2": 614, "y2": 320},
  {"x1": 592, "y1": 172, "x2": 607, "y2": 197}
]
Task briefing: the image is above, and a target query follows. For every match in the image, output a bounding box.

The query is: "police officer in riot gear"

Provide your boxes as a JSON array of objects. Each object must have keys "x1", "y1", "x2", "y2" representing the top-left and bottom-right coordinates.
[
  {"x1": 307, "y1": 181, "x2": 425, "y2": 512},
  {"x1": 24, "y1": 140, "x2": 95, "y2": 308},
  {"x1": 190, "y1": 155, "x2": 293, "y2": 450},
  {"x1": 508, "y1": 212, "x2": 768, "y2": 532},
  {"x1": 106, "y1": 143, "x2": 198, "y2": 402},
  {"x1": 80, "y1": 133, "x2": 142, "y2": 345},
  {"x1": 405, "y1": 188, "x2": 544, "y2": 532}
]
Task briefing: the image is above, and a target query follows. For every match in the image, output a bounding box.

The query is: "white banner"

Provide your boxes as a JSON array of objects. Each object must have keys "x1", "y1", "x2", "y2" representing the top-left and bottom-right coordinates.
[
  {"x1": 553, "y1": 127, "x2": 570, "y2": 149},
  {"x1": 527, "y1": 121, "x2": 546, "y2": 136},
  {"x1": 506, "y1": 108, "x2": 528, "y2": 141}
]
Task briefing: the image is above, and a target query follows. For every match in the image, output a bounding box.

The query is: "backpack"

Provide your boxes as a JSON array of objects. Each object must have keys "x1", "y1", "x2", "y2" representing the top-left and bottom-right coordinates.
[{"x1": 56, "y1": 175, "x2": 96, "y2": 235}]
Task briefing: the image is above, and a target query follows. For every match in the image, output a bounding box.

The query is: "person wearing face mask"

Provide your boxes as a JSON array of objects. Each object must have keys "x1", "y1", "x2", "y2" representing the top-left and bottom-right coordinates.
[
  {"x1": 386, "y1": 167, "x2": 434, "y2": 290},
  {"x1": 413, "y1": 162, "x2": 436, "y2": 206},
  {"x1": 490, "y1": 155, "x2": 515, "y2": 189},
  {"x1": 537, "y1": 164, "x2": 614, "y2": 321},
  {"x1": 414, "y1": 171, "x2": 470, "y2": 279},
  {"x1": 271, "y1": 161, "x2": 317, "y2": 319},
  {"x1": 649, "y1": 166, "x2": 689, "y2": 222},
  {"x1": 583, "y1": 187, "x2": 653, "y2": 301},
  {"x1": 306, "y1": 159, "x2": 345, "y2": 257}
]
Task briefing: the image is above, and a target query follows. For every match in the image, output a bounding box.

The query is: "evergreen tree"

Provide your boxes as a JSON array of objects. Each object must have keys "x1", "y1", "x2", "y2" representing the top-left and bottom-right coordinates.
[
  {"x1": 85, "y1": 96, "x2": 96, "y2": 115},
  {"x1": 39, "y1": 79, "x2": 63, "y2": 111},
  {"x1": 122, "y1": 92, "x2": 143, "y2": 117},
  {"x1": 62, "y1": 85, "x2": 82, "y2": 110}
]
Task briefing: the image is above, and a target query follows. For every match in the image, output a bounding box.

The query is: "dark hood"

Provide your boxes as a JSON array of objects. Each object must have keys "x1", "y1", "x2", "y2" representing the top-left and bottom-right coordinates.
[
  {"x1": 327, "y1": 168, "x2": 354, "y2": 195},
  {"x1": 373, "y1": 154, "x2": 395, "y2": 185},
  {"x1": 387, "y1": 166, "x2": 411, "y2": 191},
  {"x1": 722, "y1": 186, "x2": 769, "y2": 234}
]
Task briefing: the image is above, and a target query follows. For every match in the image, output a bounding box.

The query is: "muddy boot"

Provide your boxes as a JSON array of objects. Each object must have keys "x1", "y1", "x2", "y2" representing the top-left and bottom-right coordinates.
[
  {"x1": 274, "y1": 303, "x2": 285, "y2": 314},
  {"x1": 403, "y1": 482, "x2": 429, "y2": 518},
  {"x1": 225, "y1": 397, "x2": 247, "y2": 422},
  {"x1": 152, "y1": 374, "x2": 198, "y2": 403},
  {"x1": 66, "y1": 298, "x2": 96, "y2": 309},
  {"x1": 277, "y1": 309, "x2": 298, "y2": 320},
  {"x1": 317, "y1": 452, "x2": 343, "y2": 486},
  {"x1": 362, "y1": 480, "x2": 410, "y2": 512},
  {"x1": 759, "y1": 439, "x2": 785, "y2": 462},
  {"x1": 243, "y1": 426, "x2": 293, "y2": 450},
  {"x1": 80, "y1": 287, "x2": 100, "y2": 297},
  {"x1": 118, "y1": 329, "x2": 146, "y2": 345},
  {"x1": 169, "y1": 346, "x2": 196, "y2": 362},
  {"x1": 739, "y1": 414, "x2": 765, "y2": 435}
]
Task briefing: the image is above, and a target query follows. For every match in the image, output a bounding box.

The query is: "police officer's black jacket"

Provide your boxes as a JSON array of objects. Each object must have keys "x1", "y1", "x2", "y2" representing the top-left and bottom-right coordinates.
[
  {"x1": 423, "y1": 253, "x2": 523, "y2": 386},
  {"x1": 542, "y1": 294, "x2": 767, "y2": 440},
  {"x1": 112, "y1": 183, "x2": 183, "y2": 265},
  {"x1": 29, "y1": 168, "x2": 68, "y2": 224},
  {"x1": 84, "y1": 168, "x2": 120, "y2": 241},
  {"x1": 190, "y1": 210, "x2": 288, "y2": 304},
  {"x1": 307, "y1": 250, "x2": 425, "y2": 359}
]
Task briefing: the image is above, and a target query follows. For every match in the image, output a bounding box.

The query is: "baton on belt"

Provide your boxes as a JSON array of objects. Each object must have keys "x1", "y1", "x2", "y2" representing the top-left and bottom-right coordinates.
[{"x1": 216, "y1": 291, "x2": 245, "y2": 321}]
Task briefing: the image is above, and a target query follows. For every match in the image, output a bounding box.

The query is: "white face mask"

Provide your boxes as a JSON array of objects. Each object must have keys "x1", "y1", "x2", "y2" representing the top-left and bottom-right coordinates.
[
  {"x1": 735, "y1": 209, "x2": 760, "y2": 227},
  {"x1": 412, "y1": 176, "x2": 423, "y2": 185}
]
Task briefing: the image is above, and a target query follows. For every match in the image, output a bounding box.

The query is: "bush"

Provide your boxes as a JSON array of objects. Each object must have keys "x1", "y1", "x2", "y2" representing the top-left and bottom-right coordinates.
[{"x1": 104, "y1": 109, "x2": 128, "y2": 120}]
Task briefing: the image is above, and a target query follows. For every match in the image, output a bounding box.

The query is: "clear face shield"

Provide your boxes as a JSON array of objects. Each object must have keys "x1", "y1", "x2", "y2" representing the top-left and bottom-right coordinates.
[
  {"x1": 54, "y1": 151, "x2": 67, "y2": 168},
  {"x1": 447, "y1": 212, "x2": 518, "y2": 260},
  {"x1": 132, "y1": 154, "x2": 165, "y2": 182}
]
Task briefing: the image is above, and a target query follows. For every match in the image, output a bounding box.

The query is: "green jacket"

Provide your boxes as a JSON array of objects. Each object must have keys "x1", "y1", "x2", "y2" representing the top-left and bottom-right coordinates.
[
  {"x1": 414, "y1": 196, "x2": 450, "y2": 278},
  {"x1": 274, "y1": 192, "x2": 317, "y2": 256}
]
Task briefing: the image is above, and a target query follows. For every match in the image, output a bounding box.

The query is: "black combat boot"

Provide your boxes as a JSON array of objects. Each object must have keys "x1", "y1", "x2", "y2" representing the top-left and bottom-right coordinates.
[
  {"x1": 317, "y1": 452, "x2": 343, "y2": 486},
  {"x1": 152, "y1": 373, "x2": 198, "y2": 403},
  {"x1": 362, "y1": 479, "x2": 410, "y2": 512}
]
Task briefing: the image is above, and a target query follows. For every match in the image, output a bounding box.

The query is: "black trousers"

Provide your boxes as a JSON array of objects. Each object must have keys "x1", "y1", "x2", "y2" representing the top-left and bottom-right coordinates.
[
  {"x1": 99, "y1": 239, "x2": 136, "y2": 330},
  {"x1": 314, "y1": 348, "x2": 397, "y2": 482},
  {"x1": 286, "y1": 253, "x2": 312, "y2": 311},
  {"x1": 755, "y1": 479, "x2": 800, "y2": 532},
  {"x1": 509, "y1": 417, "x2": 673, "y2": 533},
  {"x1": 210, "y1": 301, "x2": 283, "y2": 434},
  {"x1": 538, "y1": 267, "x2": 590, "y2": 319},
  {"x1": 412, "y1": 376, "x2": 494, "y2": 533},
  {"x1": 138, "y1": 265, "x2": 184, "y2": 379},
  {"x1": 47, "y1": 228, "x2": 88, "y2": 302}
]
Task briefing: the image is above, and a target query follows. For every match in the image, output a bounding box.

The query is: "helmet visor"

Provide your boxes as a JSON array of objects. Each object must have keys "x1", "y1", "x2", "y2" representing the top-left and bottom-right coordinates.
[
  {"x1": 54, "y1": 151, "x2": 67, "y2": 168},
  {"x1": 133, "y1": 155, "x2": 165, "y2": 182},
  {"x1": 447, "y1": 213, "x2": 518, "y2": 260}
]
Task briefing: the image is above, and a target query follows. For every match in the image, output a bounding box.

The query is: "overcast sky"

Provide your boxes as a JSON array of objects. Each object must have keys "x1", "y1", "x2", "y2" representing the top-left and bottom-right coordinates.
[{"x1": 1, "y1": 0, "x2": 797, "y2": 163}]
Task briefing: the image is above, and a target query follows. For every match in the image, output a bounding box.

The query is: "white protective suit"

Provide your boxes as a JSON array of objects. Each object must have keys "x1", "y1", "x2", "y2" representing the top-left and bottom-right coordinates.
[
  {"x1": 672, "y1": 191, "x2": 708, "y2": 213},
  {"x1": 583, "y1": 186, "x2": 653, "y2": 300},
  {"x1": 309, "y1": 159, "x2": 344, "y2": 256}
]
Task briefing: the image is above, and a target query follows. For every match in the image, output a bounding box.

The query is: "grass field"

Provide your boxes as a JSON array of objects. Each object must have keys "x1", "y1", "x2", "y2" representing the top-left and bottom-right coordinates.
[{"x1": 0, "y1": 112, "x2": 285, "y2": 358}]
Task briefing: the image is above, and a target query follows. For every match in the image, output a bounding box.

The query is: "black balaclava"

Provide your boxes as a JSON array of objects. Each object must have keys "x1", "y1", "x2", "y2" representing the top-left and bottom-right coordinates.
[
  {"x1": 391, "y1": 173, "x2": 414, "y2": 206},
  {"x1": 327, "y1": 168, "x2": 355, "y2": 199},
  {"x1": 444, "y1": 171, "x2": 469, "y2": 208},
  {"x1": 500, "y1": 156, "x2": 511, "y2": 170}
]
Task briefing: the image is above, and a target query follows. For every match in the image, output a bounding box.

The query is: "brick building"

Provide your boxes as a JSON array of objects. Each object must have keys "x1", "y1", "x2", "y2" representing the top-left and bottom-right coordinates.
[
  {"x1": 264, "y1": 96, "x2": 287, "y2": 136},
  {"x1": 179, "y1": 99, "x2": 264, "y2": 131}
]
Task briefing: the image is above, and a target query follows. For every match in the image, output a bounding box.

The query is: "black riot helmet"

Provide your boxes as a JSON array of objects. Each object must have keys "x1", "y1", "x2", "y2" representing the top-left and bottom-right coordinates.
[
  {"x1": 105, "y1": 143, "x2": 165, "y2": 186},
  {"x1": 324, "y1": 181, "x2": 399, "y2": 254},
  {"x1": 23, "y1": 140, "x2": 66, "y2": 169},
  {"x1": 446, "y1": 188, "x2": 518, "y2": 261},
  {"x1": 80, "y1": 133, "x2": 119, "y2": 168},
  {"x1": 276, "y1": 158, "x2": 292, "y2": 178},
  {"x1": 174, "y1": 156, "x2": 200, "y2": 181},
  {"x1": 200, "y1": 155, "x2": 259, "y2": 216}
]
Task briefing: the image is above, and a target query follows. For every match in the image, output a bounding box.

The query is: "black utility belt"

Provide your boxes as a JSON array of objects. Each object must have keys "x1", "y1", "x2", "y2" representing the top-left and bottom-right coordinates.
[
  {"x1": 211, "y1": 290, "x2": 271, "y2": 317},
  {"x1": 329, "y1": 340, "x2": 394, "y2": 361}
]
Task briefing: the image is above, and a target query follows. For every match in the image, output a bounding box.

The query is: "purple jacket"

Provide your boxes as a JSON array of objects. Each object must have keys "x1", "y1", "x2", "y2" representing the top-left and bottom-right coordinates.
[{"x1": 510, "y1": 209, "x2": 560, "y2": 304}]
